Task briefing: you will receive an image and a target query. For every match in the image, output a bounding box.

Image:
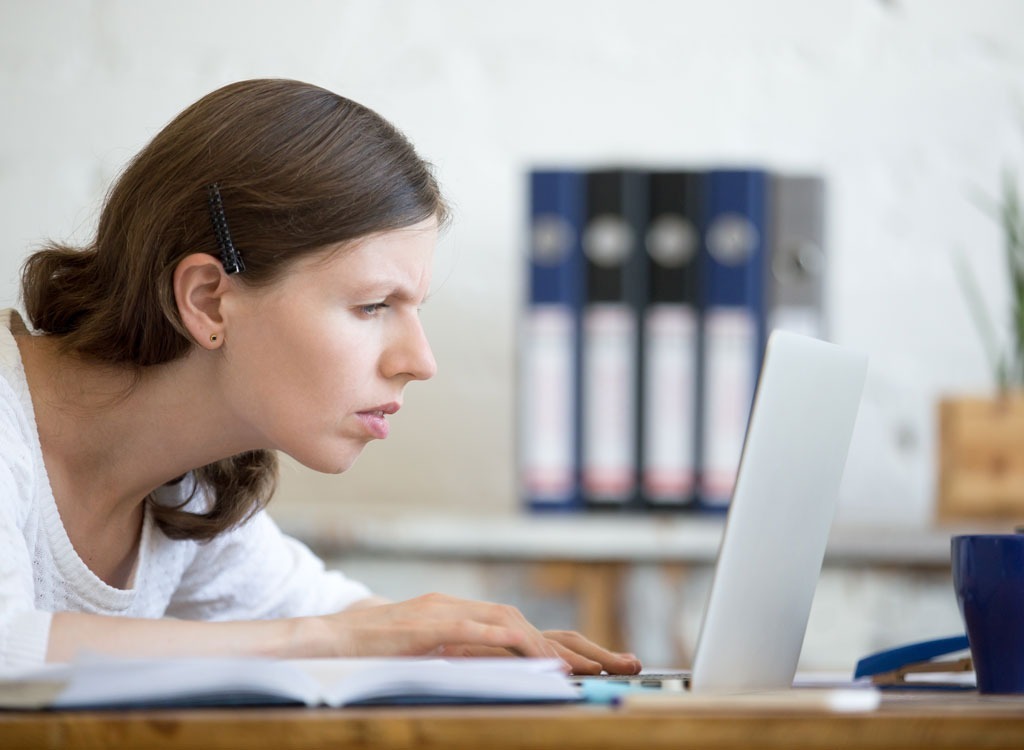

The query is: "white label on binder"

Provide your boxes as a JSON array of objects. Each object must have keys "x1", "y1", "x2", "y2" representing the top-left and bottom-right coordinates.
[
  {"x1": 701, "y1": 308, "x2": 757, "y2": 505},
  {"x1": 643, "y1": 303, "x2": 697, "y2": 502},
  {"x1": 582, "y1": 303, "x2": 637, "y2": 502},
  {"x1": 521, "y1": 305, "x2": 575, "y2": 501}
]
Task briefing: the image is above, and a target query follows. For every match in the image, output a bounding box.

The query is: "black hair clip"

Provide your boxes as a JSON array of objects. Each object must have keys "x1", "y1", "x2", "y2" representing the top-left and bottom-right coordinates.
[{"x1": 206, "y1": 183, "x2": 245, "y2": 275}]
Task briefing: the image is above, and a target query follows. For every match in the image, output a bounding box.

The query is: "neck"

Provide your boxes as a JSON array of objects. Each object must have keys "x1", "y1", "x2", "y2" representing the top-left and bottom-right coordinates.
[{"x1": 17, "y1": 334, "x2": 259, "y2": 519}]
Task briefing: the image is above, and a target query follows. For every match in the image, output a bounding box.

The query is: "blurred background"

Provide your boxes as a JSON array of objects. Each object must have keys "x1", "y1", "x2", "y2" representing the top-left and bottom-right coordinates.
[{"x1": 3, "y1": 0, "x2": 1023, "y2": 670}]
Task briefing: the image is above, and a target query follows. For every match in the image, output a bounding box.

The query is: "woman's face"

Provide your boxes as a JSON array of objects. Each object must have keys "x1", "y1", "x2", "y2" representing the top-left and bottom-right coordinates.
[{"x1": 219, "y1": 218, "x2": 438, "y2": 473}]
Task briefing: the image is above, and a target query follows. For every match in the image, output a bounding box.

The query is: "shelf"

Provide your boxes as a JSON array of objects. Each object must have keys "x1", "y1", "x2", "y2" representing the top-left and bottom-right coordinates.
[{"x1": 273, "y1": 511, "x2": 969, "y2": 568}]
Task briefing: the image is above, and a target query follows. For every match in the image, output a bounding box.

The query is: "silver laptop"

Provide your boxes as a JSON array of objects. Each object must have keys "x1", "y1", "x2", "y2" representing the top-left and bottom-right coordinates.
[{"x1": 585, "y1": 329, "x2": 868, "y2": 693}]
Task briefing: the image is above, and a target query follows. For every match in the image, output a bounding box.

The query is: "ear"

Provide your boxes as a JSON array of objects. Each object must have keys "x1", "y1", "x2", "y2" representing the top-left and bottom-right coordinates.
[{"x1": 173, "y1": 254, "x2": 232, "y2": 349}]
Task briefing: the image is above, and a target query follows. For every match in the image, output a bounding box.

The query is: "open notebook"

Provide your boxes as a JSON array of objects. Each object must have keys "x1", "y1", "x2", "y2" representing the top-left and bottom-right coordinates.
[{"x1": 0, "y1": 656, "x2": 578, "y2": 710}]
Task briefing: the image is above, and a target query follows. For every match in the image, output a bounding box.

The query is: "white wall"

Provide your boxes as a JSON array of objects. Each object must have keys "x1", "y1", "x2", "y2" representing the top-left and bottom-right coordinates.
[{"x1": 2, "y1": 0, "x2": 1023, "y2": 525}]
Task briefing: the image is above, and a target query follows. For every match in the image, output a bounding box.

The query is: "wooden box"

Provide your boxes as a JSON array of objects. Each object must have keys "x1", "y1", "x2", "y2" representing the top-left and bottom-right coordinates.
[{"x1": 938, "y1": 393, "x2": 1024, "y2": 521}]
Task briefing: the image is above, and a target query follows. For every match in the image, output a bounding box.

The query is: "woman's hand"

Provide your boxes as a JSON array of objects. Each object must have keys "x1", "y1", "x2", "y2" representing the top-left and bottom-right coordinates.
[
  {"x1": 314, "y1": 594, "x2": 642, "y2": 676},
  {"x1": 542, "y1": 630, "x2": 641, "y2": 675},
  {"x1": 437, "y1": 630, "x2": 640, "y2": 675},
  {"x1": 316, "y1": 593, "x2": 563, "y2": 661}
]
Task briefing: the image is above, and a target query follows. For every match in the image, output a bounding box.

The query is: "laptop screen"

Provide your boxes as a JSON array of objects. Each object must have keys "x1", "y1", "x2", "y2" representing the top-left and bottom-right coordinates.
[{"x1": 690, "y1": 331, "x2": 867, "y2": 693}]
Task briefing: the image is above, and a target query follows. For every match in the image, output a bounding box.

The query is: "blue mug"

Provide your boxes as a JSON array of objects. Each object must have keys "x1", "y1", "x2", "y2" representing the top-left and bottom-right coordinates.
[{"x1": 952, "y1": 534, "x2": 1024, "y2": 694}]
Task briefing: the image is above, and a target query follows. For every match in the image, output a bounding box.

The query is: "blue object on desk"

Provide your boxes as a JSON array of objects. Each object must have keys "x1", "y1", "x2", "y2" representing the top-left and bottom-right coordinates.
[
  {"x1": 953, "y1": 533, "x2": 1024, "y2": 694},
  {"x1": 854, "y1": 635, "x2": 968, "y2": 679},
  {"x1": 854, "y1": 635, "x2": 974, "y2": 691},
  {"x1": 578, "y1": 680, "x2": 659, "y2": 705}
]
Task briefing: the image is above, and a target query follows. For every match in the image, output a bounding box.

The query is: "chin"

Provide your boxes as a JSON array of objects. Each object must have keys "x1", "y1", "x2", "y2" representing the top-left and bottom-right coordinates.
[{"x1": 291, "y1": 443, "x2": 367, "y2": 475}]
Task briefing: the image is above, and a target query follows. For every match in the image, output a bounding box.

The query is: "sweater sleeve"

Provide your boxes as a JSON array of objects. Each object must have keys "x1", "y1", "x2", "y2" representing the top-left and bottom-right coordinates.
[
  {"x1": 165, "y1": 500, "x2": 372, "y2": 622},
  {"x1": 0, "y1": 393, "x2": 52, "y2": 668}
]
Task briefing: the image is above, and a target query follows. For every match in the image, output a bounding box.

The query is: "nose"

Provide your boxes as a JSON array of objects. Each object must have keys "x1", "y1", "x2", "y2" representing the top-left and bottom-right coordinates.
[{"x1": 383, "y1": 314, "x2": 437, "y2": 382}]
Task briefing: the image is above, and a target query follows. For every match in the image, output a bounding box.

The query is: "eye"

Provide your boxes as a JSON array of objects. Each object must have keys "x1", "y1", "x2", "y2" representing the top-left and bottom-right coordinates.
[{"x1": 359, "y1": 303, "x2": 389, "y2": 317}]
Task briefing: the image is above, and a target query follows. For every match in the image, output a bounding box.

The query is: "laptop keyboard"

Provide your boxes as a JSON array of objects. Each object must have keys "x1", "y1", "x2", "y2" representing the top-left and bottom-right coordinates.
[{"x1": 572, "y1": 672, "x2": 690, "y2": 690}]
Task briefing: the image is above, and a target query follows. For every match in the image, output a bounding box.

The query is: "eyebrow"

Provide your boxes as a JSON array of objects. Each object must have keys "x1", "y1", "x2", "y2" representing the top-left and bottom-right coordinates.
[{"x1": 349, "y1": 279, "x2": 427, "y2": 304}]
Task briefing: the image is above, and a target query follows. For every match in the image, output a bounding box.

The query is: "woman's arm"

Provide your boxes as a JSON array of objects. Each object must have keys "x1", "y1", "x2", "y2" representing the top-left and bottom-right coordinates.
[
  {"x1": 47, "y1": 594, "x2": 641, "y2": 674},
  {"x1": 49, "y1": 594, "x2": 552, "y2": 663},
  {"x1": 47, "y1": 611, "x2": 307, "y2": 662}
]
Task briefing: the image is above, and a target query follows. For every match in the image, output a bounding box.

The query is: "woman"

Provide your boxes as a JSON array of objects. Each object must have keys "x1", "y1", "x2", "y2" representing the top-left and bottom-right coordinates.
[{"x1": 0, "y1": 78, "x2": 640, "y2": 676}]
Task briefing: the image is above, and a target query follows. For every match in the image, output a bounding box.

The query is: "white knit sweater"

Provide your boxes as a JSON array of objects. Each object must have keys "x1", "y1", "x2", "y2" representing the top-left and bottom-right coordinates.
[{"x1": 0, "y1": 309, "x2": 372, "y2": 668}]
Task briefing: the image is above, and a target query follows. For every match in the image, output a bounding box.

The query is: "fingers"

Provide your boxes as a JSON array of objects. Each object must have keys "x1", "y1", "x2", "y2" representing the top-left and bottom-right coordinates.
[
  {"x1": 438, "y1": 643, "x2": 571, "y2": 673},
  {"x1": 433, "y1": 631, "x2": 641, "y2": 677},
  {"x1": 543, "y1": 630, "x2": 643, "y2": 675},
  {"x1": 550, "y1": 639, "x2": 603, "y2": 675}
]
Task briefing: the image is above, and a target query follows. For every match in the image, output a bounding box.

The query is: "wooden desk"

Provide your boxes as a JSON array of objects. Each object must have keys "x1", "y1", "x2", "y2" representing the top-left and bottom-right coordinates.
[{"x1": 4, "y1": 693, "x2": 1024, "y2": 750}]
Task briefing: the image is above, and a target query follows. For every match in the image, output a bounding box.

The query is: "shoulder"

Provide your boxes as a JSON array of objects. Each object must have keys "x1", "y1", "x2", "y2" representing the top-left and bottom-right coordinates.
[
  {"x1": 0, "y1": 377, "x2": 33, "y2": 476},
  {"x1": 0, "y1": 310, "x2": 44, "y2": 520},
  {"x1": 0, "y1": 309, "x2": 39, "y2": 445},
  {"x1": 0, "y1": 309, "x2": 36, "y2": 420},
  {"x1": 0, "y1": 309, "x2": 31, "y2": 409}
]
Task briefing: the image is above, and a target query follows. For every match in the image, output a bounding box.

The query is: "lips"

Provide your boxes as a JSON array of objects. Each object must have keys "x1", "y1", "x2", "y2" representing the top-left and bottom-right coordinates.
[
  {"x1": 355, "y1": 402, "x2": 400, "y2": 439},
  {"x1": 363, "y1": 402, "x2": 401, "y2": 416}
]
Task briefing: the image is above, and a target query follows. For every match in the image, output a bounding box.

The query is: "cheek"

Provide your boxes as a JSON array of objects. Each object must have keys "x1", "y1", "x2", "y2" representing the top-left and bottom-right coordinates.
[
  {"x1": 297, "y1": 328, "x2": 379, "y2": 400},
  {"x1": 230, "y1": 323, "x2": 326, "y2": 408}
]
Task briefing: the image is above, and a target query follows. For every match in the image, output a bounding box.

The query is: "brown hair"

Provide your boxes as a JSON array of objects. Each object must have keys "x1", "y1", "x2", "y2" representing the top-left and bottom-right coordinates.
[{"x1": 20, "y1": 79, "x2": 448, "y2": 541}]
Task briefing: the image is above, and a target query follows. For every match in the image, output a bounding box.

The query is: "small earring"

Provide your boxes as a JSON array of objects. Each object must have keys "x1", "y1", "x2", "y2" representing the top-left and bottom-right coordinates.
[{"x1": 210, "y1": 333, "x2": 219, "y2": 343}]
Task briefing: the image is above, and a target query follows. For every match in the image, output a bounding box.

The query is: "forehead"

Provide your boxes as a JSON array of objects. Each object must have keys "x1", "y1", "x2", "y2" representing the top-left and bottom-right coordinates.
[{"x1": 282, "y1": 219, "x2": 438, "y2": 292}]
